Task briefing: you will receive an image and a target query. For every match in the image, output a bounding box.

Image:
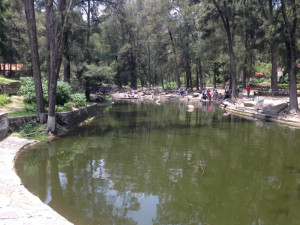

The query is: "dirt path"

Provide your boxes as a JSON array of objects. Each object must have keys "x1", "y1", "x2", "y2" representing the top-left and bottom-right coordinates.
[{"x1": 0, "y1": 96, "x2": 24, "y2": 114}]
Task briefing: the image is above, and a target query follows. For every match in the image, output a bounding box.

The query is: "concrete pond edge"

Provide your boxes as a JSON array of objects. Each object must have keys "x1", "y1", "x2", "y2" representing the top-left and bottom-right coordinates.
[{"x1": 224, "y1": 105, "x2": 300, "y2": 128}]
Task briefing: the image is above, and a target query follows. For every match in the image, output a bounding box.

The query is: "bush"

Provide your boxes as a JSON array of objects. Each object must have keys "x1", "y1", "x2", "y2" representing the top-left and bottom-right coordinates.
[
  {"x1": 24, "y1": 104, "x2": 37, "y2": 113},
  {"x1": 56, "y1": 81, "x2": 72, "y2": 105},
  {"x1": 0, "y1": 94, "x2": 11, "y2": 106},
  {"x1": 19, "y1": 77, "x2": 48, "y2": 105},
  {"x1": 55, "y1": 102, "x2": 73, "y2": 112},
  {"x1": 63, "y1": 102, "x2": 73, "y2": 111},
  {"x1": 17, "y1": 120, "x2": 47, "y2": 140},
  {"x1": 71, "y1": 93, "x2": 87, "y2": 108},
  {"x1": 19, "y1": 77, "x2": 72, "y2": 106}
]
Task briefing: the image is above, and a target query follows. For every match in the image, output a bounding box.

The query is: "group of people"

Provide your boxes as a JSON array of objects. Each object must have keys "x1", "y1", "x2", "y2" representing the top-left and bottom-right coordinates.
[
  {"x1": 201, "y1": 88, "x2": 218, "y2": 101},
  {"x1": 178, "y1": 85, "x2": 251, "y2": 100},
  {"x1": 179, "y1": 86, "x2": 219, "y2": 101},
  {"x1": 179, "y1": 86, "x2": 189, "y2": 96}
]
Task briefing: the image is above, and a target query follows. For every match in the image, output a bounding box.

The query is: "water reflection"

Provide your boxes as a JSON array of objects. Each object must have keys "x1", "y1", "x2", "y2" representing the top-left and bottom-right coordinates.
[{"x1": 16, "y1": 101, "x2": 300, "y2": 225}]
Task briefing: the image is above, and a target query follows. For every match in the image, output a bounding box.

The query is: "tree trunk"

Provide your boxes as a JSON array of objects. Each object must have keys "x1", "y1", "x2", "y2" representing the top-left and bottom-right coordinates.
[
  {"x1": 63, "y1": 26, "x2": 71, "y2": 83},
  {"x1": 242, "y1": 65, "x2": 247, "y2": 88},
  {"x1": 281, "y1": 0, "x2": 298, "y2": 112},
  {"x1": 130, "y1": 52, "x2": 137, "y2": 90},
  {"x1": 46, "y1": 0, "x2": 57, "y2": 134},
  {"x1": 196, "y1": 68, "x2": 199, "y2": 90},
  {"x1": 87, "y1": 0, "x2": 90, "y2": 44},
  {"x1": 222, "y1": 64, "x2": 226, "y2": 89},
  {"x1": 270, "y1": 43, "x2": 278, "y2": 92},
  {"x1": 24, "y1": 0, "x2": 46, "y2": 123},
  {"x1": 85, "y1": 78, "x2": 90, "y2": 101},
  {"x1": 9, "y1": 63, "x2": 12, "y2": 77},
  {"x1": 198, "y1": 59, "x2": 204, "y2": 90},
  {"x1": 228, "y1": 35, "x2": 237, "y2": 97},
  {"x1": 213, "y1": 0, "x2": 237, "y2": 97},
  {"x1": 46, "y1": 0, "x2": 70, "y2": 134},
  {"x1": 213, "y1": 63, "x2": 218, "y2": 89},
  {"x1": 168, "y1": 29, "x2": 180, "y2": 88}
]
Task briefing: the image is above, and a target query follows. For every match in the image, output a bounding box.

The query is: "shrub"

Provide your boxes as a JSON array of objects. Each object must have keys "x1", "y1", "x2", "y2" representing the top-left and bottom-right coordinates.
[
  {"x1": 19, "y1": 77, "x2": 72, "y2": 106},
  {"x1": 17, "y1": 120, "x2": 47, "y2": 140},
  {"x1": 55, "y1": 102, "x2": 73, "y2": 112},
  {"x1": 24, "y1": 104, "x2": 37, "y2": 113},
  {"x1": 71, "y1": 93, "x2": 87, "y2": 108},
  {"x1": 0, "y1": 94, "x2": 11, "y2": 106},
  {"x1": 63, "y1": 102, "x2": 73, "y2": 111},
  {"x1": 56, "y1": 81, "x2": 72, "y2": 105},
  {"x1": 19, "y1": 77, "x2": 48, "y2": 105}
]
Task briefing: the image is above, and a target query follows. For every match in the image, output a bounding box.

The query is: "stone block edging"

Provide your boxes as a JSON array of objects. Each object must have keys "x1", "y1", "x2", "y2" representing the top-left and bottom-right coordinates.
[
  {"x1": 225, "y1": 106, "x2": 300, "y2": 128},
  {"x1": 0, "y1": 137, "x2": 73, "y2": 224}
]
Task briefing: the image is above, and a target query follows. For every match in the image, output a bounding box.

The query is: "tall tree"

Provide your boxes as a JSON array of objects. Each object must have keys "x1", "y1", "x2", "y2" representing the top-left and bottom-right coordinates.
[
  {"x1": 24, "y1": 0, "x2": 46, "y2": 123},
  {"x1": 46, "y1": 0, "x2": 73, "y2": 134},
  {"x1": 212, "y1": 0, "x2": 239, "y2": 98},
  {"x1": 281, "y1": 0, "x2": 298, "y2": 112},
  {"x1": 258, "y1": 0, "x2": 281, "y2": 92}
]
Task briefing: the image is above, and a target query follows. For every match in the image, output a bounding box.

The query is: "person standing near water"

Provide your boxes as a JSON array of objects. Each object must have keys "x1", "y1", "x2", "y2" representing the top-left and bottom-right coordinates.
[{"x1": 246, "y1": 85, "x2": 251, "y2": 98}]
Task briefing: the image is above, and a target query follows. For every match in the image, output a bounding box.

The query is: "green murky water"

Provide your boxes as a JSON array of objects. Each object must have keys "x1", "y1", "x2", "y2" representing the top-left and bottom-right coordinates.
[{"x1": 16, "y1": 101, "x2": 300, "y2": 225}]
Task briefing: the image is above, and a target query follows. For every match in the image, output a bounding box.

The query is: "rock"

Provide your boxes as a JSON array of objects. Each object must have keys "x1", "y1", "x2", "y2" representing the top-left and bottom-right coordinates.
[
  {"x1": 0, "y1": 113, "x2": 9, "y2": 140},
  {"x1": 255, "y1": 102, "x2": 264, "y2": 111},
  {"x1": 262, "y1": 101, "x2": 288, "y2": 115},
  {"x1": 193, "y1": 93, "x2": 200, "y2": 97},
  {"x1": 243, "y1": 101, "x2": 256, "y2": 107},
  {"x1": 0, "y1": 82, "x2": 21, "y2": 95}
]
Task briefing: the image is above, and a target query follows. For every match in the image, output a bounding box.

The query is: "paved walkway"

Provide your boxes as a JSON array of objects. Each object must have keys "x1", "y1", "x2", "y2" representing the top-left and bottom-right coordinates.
[{"x1": 0, "y1": 136, "x2": 72, "y2": 225}]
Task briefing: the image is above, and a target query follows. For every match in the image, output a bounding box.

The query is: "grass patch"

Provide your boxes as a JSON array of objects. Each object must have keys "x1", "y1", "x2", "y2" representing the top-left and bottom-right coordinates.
[
  {"x1": 15, "y1": 120, "x2": 47, "y2": 140},
  {"x1": 0, "y1": 94, "x2": 12, "y2": 106},
  {"x1": 7, "y1": 110, "x2": 36, "y2": 117},
  {"x1": 0, "y1": 76, "x2": 18, "y2": 84}
]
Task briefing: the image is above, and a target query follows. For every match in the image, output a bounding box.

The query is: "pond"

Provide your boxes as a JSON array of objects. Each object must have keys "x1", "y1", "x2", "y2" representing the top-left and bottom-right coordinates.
[{"x1": 16, "y1": 101, "x2": 300, "y2": 225}]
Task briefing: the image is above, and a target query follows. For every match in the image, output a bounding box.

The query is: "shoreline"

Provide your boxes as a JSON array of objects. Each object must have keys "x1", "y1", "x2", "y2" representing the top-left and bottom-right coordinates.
[{"x1": 224, "y1": 105, "x2": 300, "y2": 128}]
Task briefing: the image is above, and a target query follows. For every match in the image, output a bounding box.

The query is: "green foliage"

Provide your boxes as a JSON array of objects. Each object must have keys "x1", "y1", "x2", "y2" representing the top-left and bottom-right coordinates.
[
  {"x1": 24, "y1": 103, "x2": 37, "y2": 113},
  {"x1": 251, "y1": 77, "x2": 268, "y2": 84},
  {"x1": 19, "y1": 77, "x2": 72, "y2": 106},
  {"x1": 19, "y1": 77, "x2": 48, "y2": 105},
  {"x1": 55, "y1": 102, "x2": 73, "y2": 112},
  {"x1": 16, "y1": 120, "x2": 47, "y2": 140},
  {"x1": 165, "y1": 81, "x2": 178, "y2": 89},
  {"x1": 0, "y1": 76, "x2": 17, "y2": 84},
  {"x1": 0, "y1": 94, "x2": 11, "y2": 106},
  {"x1": 56, "y1": 81, "x2": 72, "y2": 105},
  {"x1": 71, "y1": 93, "x2": 87, "y2": 108},
  {"x1": 7, "y1": 104, "x2": 40, "y2": 117},
  {"x1": 279, "y1": 74, "x2": 288, "y2": 84},
  {"x1": 278, "y1": 84, "x2": 300, "y2": 89},
  {"x1": 63, "y1": 102, "x2": 73, "y2": 111}
]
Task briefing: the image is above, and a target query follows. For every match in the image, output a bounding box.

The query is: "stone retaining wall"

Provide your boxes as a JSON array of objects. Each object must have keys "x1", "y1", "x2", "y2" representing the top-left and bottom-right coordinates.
[
  {"x1": 0, "y1": 82, "x2": 21, "y2": 95},
  {"x1": 2, "y1": 103, "x2": 107, "y2": 137},
  {"x1": 0, "y1": 113, "x2": 9, "y2": 140},
  {"x1": 56, "y1": 103, "x2": 102, "y2": 129},
  {"x1": 8, "y1": 115, "x2": 40, "y2": 132}
]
